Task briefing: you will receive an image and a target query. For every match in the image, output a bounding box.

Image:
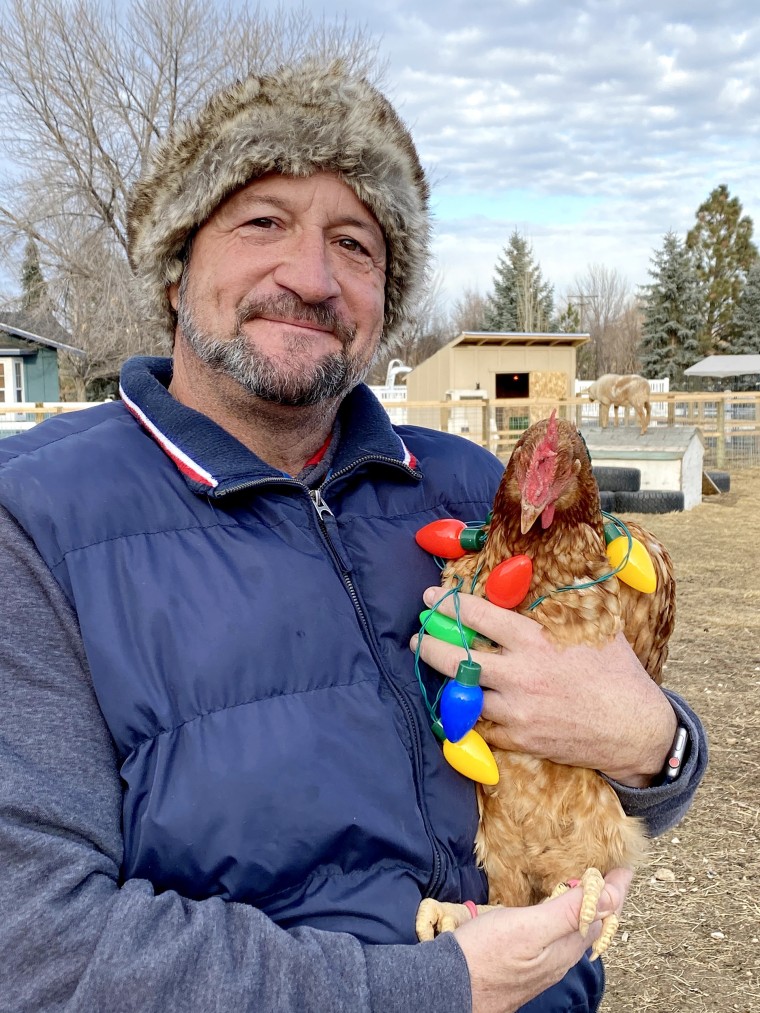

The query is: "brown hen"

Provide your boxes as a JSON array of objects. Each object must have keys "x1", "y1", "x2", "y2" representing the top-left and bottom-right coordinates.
[{"x1": 416, "y1": 412, "x2": 676, "y2": 958}]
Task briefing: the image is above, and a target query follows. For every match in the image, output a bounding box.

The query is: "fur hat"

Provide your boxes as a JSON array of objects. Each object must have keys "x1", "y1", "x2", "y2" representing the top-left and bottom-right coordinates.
[{"x1": 127, "y1": 61, "x2": 431, "y2": 347}]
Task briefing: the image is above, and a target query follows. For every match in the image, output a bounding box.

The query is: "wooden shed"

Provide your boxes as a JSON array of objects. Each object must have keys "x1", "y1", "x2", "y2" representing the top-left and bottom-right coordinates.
[{"x1": 404, "y1": 331, "x2": 590, "y2": 402}]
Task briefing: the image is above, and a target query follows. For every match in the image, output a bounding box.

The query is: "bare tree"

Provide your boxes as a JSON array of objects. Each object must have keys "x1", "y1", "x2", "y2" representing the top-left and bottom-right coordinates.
[
  {"x1": 569, "y1": 264, "x2": 638, "y2": 379},
  {"x1": 369, "y1": 271, "x2": 451, "y2": 383},
  {"x1": 0, "y1": 0, "x2": 381, "y2": 397},
  {"x1": 448, "y1": 287, "x2": 489, "y2": 335}
]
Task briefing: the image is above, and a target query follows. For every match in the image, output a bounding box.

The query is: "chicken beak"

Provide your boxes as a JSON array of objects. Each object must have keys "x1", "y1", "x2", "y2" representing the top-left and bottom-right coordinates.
[{"x1": 520, "y1": 502, "x2": 543, "y2": 534}]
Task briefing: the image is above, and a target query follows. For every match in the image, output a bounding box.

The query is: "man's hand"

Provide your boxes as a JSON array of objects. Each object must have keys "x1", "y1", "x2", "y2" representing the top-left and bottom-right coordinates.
[
  {"x1": 455, "y1": 869, "x2": 631, "y2": 1013},
  {"x1": 411, "y1": 588, "x2": 676, "y2": 786}
]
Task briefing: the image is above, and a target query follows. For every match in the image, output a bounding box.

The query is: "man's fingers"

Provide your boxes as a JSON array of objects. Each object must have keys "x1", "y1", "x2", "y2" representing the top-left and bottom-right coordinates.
[
  {"x1": 597, "y1": 867, "x2": 633, "y2": 919},
  {"x1": 522, "y1": 867, "x2": 631, "y2": 949},
  {"x1": 524, "y1": 884, "x2": 602, "y2": 950},
  {"x1": 421, "y1": 586, "x2": 541, "y2": 648}
]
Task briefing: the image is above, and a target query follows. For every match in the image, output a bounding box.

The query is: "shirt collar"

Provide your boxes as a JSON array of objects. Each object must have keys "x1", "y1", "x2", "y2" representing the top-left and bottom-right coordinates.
[{"x1": 119, "y1": 355, "x2": 420, "y2": 497}]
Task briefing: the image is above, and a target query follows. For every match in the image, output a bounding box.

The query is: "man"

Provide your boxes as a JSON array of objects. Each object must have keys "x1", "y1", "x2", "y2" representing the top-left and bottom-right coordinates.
[{"x1": 0, "y1": 62, "x2": 705, "y2": 1012}]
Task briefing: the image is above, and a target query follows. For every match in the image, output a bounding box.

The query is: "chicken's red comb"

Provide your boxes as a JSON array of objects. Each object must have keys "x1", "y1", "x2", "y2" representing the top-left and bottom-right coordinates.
[
  {"x1": 534, "y1": 409, "x2": 559, "y2": 457},
  {"x1": 524, "y1": 410, "x2": 559, "y2": 502}
]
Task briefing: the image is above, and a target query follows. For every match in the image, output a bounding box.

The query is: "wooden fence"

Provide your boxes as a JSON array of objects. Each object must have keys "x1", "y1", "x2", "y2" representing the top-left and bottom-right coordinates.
[
  {"x1": 1, "y1": 391, "x2": 759, "y2": 470},
  {"x1": 378, "y1": 391, "x2": 760, "y2": 470}
]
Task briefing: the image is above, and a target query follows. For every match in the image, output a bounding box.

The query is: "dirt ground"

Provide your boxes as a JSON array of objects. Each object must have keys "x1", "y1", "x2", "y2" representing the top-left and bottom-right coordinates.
[{"x1": 600, "y1": 469, "x2": 760, "y2": 1013}]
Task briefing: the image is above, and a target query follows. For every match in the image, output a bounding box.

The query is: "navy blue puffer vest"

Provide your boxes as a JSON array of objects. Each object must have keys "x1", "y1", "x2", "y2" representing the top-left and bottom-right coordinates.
[{"x1": 0, "y1": 357, "x2": 604, "y2": 1009}]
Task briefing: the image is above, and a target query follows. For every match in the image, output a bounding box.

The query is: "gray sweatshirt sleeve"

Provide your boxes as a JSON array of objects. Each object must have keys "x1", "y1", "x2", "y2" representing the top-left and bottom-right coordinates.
[
  {"x1": 606, "y1": 688, "x2": 708, "y2": 837},
  {"x1": 0, "y1": 507, "x2": 472, "y2": 1013}
]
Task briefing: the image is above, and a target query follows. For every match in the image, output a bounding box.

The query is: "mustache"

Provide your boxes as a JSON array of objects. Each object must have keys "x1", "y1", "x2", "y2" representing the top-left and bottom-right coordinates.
[{"x1": 236, "y1": 295, "x2": 356, "y2": 345}]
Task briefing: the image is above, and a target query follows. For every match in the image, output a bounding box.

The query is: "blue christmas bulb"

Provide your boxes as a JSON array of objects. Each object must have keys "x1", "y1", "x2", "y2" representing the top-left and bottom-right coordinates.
[{"x1": 440, "y1": 660, "x2": 483, "y2": 743}]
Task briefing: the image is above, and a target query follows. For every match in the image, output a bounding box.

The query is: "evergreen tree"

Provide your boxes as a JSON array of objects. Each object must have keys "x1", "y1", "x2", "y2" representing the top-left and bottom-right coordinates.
[
  {"x1": 686, "y1": 184, "x2": 758, "y2": 353},
  {"x1": 733, "y1": 259, "x2": 760, "y2": 354},
  {"x1": 20, "y1": 236, "x2": 48, "y2": 311},
  {"x1": 554, "y1": 300, "x2": 581, "y2": 334},
  {"x1": 639, "y1": 231, "x2": 702, "y2": 385},
  {"x1": 485, "y1": 231, "x2": 554, "y2": 332}
]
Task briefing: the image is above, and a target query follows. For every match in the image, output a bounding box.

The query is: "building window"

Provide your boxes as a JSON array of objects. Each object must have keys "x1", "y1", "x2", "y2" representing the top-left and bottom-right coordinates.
[{"x1": 0, "y1": 358, "x2": 26, "y2": 404}]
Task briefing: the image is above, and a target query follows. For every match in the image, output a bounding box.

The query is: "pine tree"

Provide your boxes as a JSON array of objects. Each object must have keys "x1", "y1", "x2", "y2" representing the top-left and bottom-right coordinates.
[
  {"x1": 733, "y1": 259, "x2": 760, "y2": 354},
  {"x1": 686, "y1": 184, "x2": 758, "y2": 354},
  {"x1": 20, "y1": 236, "x2": 48, "y2": 311},
  {"x1": 485, "y1": 231, "x2": 554, "y2": 332},
  {"x1": 639, "y1": 231, "x2": 702, "y2": 385}
]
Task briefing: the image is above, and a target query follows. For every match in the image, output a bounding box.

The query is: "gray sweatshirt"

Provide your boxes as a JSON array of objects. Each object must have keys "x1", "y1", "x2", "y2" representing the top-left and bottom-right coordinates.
[{"x1": 0, "y1": 507, "x2": 707, "y2": 1013}]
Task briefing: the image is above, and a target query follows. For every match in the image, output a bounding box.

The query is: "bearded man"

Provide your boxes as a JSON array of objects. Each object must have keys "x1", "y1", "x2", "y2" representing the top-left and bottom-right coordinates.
[{"x1": 0, "y1": 61, "x2": 706, "y2": 1013}]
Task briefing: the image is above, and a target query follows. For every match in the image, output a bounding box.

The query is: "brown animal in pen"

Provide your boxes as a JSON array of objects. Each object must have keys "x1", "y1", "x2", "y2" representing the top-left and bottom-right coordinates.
[{"x1": 587, "y1": 374, "x2": 652, "y2": 435}]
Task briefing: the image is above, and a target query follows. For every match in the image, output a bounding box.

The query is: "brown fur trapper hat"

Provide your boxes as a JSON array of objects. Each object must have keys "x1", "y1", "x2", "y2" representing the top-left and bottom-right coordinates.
[{"x1": 127, "y1": 60, "x2": 431, "y2": 347}]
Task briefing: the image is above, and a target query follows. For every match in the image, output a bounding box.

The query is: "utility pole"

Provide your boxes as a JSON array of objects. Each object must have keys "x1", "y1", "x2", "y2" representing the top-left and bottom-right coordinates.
[{"x1": 568, "y1": 291, "x2": 598, "y2": 332}]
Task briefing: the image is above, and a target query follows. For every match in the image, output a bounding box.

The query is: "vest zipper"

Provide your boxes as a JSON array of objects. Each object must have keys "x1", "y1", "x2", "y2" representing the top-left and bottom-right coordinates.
[
  {"x1": 307, "y1": 483, "x2": 445, "y2": 898},
  {"x1": 214, "y1": 464, "x2": 445, "y2": 894}
]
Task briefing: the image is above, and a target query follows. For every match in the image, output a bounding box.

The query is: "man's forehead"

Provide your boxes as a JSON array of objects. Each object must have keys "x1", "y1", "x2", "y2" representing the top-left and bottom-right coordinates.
[{"x1": 223, "y1": 172, "x2": 382, "y2": 230}]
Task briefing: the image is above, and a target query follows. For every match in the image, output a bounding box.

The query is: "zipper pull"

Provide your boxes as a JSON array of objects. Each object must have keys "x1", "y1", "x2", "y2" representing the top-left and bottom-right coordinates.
[{"x1": 310, "y1": 486, "x2": 334, "y2": 521}]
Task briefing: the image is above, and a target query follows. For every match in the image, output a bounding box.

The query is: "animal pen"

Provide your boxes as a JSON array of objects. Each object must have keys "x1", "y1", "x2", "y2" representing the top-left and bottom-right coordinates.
[{"x1": 371, "y1": 390, "x2": 760, "y2": 471}]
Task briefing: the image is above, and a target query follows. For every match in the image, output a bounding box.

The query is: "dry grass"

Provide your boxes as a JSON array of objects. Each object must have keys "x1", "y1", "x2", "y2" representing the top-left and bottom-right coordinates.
[{"x1": 600, "y1": 469, "x2": 760, "y2": 1013}]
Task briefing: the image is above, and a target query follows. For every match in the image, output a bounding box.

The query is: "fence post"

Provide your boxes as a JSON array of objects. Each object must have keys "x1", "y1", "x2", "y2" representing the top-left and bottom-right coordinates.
[
  {"x1": 439, "y1": 402, "x2": 450, "y2": 435},
  {"x1": 716, "y1": 400, "x2": 726, "y2": 468}
]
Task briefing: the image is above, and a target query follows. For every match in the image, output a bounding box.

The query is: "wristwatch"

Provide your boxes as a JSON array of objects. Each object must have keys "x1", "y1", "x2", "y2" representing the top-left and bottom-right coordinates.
[{"x1": 659, "y1": 724, "x2": 689, "y2": 783}]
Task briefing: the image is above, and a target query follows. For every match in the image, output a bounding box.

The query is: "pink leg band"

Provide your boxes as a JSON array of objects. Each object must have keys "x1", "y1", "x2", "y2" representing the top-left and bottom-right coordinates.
[{"x1": 463, "y1": 900, "x2": 478, "y2": 919}]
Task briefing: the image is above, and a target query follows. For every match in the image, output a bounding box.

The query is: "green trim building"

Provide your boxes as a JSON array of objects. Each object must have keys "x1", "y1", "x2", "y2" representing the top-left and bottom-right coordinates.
[{"x1": 0, "y1": 312, "x2": 85, "y2": 404}]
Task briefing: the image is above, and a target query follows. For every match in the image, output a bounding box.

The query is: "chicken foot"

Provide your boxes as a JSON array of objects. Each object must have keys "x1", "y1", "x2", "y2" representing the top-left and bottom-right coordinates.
[
  {"x1": 416, "y1": 867, "x2": 619, "y2": 960},
  {"x1": 549, "y1": 867, "x2": 619, "y2": 961},
  {"x1": 415, "y1": 898, "x2": 492, "y2": 940}
]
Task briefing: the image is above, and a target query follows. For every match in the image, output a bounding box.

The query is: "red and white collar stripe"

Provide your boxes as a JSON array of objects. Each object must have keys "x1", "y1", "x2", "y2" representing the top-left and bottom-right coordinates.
[
  {"x1": 120, "y1": 386, "x2": 218, "y2": 489},
  {"x1": 399, "y1": 437, "x2": 417, "y2": 470}
]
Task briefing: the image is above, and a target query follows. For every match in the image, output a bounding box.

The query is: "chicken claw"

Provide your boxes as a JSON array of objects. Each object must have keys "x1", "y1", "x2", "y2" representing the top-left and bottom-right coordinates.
[
  {"x1": 415, "y1": 899, "x2": 485, "y2": 940},
  {"x1": 549, "y1": 867, "x2": 619, "y2": 961}
]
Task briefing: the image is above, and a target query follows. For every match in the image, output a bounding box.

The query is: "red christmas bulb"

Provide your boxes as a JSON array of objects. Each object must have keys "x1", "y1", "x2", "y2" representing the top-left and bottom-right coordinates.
[
  {"x1": 484, "y1": 555, "x2": 534, "y2": 609},
  {"x1": 415, "y1": 518, "x2": 468, "y2": 559}
]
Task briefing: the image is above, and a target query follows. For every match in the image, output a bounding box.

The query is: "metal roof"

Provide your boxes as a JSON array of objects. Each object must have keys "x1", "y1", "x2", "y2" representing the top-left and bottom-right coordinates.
[
  {"x1": 0, "y1": 319, "x2": 86, "y2": 358},
  {"x1": 684, "y1": 354, "x2": 760, "y2": 378},
  {"x1": 452, "y1": 331, "x2": 590, "y2": 348}
]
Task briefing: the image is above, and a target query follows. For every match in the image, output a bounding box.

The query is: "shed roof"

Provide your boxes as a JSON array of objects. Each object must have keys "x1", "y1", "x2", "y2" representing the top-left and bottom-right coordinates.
[
  {"x1": 451, "y1": 331, "x2": 590, "y2": 349},
  {"x1": 0, "y1": 315, "x2": 85, "y2": 358},
  {"x1": 684, "y1": 354, "x2": 760, "y2": 378}
]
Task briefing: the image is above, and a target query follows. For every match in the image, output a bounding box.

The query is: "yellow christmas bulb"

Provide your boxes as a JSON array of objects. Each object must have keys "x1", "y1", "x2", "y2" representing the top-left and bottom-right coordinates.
[
  {"x1": 443, "y1": 729, "x2": 500, "y2": 785},
  {"x1": 606, "y1": 534, "x2": 657, "y2": 594}
]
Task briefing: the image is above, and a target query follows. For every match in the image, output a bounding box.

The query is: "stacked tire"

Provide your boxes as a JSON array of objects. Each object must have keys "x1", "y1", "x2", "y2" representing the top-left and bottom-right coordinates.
[
  {"x1": 705, "y1": 470, "x2": 731, "y2": 493},
  {"x1": 593, "y1": 466, "x2": 685, "y2": 514}
]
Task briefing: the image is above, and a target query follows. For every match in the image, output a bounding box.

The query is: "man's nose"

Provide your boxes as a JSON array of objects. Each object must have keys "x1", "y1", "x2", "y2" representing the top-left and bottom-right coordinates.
[{"x1": 272, "y1": 231, "x2": 342, "y2": 304}]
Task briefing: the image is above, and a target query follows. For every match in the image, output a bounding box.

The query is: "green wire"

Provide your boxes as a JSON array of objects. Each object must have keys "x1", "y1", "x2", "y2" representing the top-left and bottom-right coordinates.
[
  {"x1": 414, "y1": 579, "x2": 473, "y2": 722},
  {"x1": 526, "y1": 509, "x2": 635, "y2": 611},
  {"x1": 416, "y1": 508, "x2": 637, "y2": 714}
]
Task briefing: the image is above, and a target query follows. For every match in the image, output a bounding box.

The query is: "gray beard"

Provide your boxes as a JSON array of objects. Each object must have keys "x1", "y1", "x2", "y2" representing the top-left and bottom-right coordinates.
[{"x1": 176, "y1": 278, "x2": 377, "y2": 408}]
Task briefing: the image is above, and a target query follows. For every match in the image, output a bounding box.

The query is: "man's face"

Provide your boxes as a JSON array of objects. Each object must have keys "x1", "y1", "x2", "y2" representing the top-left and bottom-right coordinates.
[{"x1": 168, "y1": 172, "x2": 387, "y2": 407}]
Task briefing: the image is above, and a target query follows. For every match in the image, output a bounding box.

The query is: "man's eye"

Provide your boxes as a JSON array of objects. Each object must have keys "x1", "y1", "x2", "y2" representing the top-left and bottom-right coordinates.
[
  {"x1": 249, "y1": 217, "x2": 275, "y2": 229},
  {"x1": 338, "y1": 237, "x2": 368, "y2": 255}
]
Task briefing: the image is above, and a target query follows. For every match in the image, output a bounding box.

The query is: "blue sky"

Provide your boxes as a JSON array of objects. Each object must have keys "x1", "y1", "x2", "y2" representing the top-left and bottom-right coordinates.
[{"x1": 297, "y1": 0, "x2": 760, "y2": 307}]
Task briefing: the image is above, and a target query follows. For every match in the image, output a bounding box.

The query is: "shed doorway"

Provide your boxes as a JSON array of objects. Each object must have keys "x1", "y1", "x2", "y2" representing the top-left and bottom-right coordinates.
[
  {"x1": 495, "y1": 372, "x2": 530, "y2": 439},
  {"x1": 496, "y1": 372, "x2": 529, "y2": 398}
]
